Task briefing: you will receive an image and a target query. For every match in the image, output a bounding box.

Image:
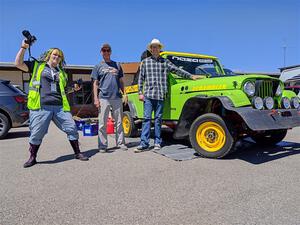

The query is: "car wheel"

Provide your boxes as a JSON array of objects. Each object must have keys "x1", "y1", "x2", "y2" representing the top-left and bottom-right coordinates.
[
  {"x1": 251, "y1": 129, "x2": 287, "y2": 146},
  {"x1": 189, "y1": 113, "x2": 234, "y2": 158},
  {"x1": 0, "y1": 112, "x2": 11, "y2": 139},
  {"x1": 122, "y1": 111, "x2": 138, "y2": 137}
]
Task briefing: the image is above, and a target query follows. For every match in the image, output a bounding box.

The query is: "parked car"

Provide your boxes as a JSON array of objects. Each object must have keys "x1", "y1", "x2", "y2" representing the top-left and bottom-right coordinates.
[
  {"x1": 283, "y1": 75, "x2": 300, "y2": 97},
  {"x1": 0, "y1": 80, "x2": 29, "y2": 139},
  {"x1": 123, "y1": 51, "x2": 300, "y2": 158}
]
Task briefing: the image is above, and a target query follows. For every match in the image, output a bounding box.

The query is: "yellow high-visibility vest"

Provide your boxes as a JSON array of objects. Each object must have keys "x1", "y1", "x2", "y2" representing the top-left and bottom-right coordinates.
[{"x1": 27, "y1": 61, "x2": 70, "y2": 111}]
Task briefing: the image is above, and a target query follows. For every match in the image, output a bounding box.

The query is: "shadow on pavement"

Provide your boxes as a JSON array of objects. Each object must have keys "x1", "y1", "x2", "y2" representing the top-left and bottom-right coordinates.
[
  {"x1": 157, "y1": 130, "x2": 300, "y2": 164},
  {"x1": 38, "y1": 127, "x2": 300, "y2": 165},
  {"x1": 225, "y1": 140, "x2": 300, "y2": 164},
  {"x1": 37, "y1": 141, "x2": 141, "y2": 165},
  {"x1": 38, "y1": 149, "x2": 99, "y2": 164},
  {"x1": 4, "y1": 130, "x2": 30, "y2": 139},
  {"x1": 126, "y1": 141, "x2": 140, "y2": 148}
]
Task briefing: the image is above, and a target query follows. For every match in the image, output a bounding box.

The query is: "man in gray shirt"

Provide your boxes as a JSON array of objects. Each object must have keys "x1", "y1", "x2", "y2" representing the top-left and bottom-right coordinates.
[{"x1": 92, "y1": 43, "x2": 127, "y2": 152}]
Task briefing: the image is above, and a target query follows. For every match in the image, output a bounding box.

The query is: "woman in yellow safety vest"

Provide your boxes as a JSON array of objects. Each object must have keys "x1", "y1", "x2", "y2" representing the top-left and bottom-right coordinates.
[{"x1": 15, "y1": 40, "x2": 88, "y2": 168}]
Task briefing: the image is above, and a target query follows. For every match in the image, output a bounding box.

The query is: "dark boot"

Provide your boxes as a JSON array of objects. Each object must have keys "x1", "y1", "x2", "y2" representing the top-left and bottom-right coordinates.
[
  {"x1": 69, "y1": 140, "x2": 89, "y2": 161},
  {"x1": 23, "y1": 143, "x2": 40, "y2": 168}
]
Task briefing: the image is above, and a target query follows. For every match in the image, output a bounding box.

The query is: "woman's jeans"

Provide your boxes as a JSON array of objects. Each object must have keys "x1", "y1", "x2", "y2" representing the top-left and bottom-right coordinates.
[
  {"x1": 140, "y1": 97, "x2": 164, "y2": 148},
  {"x1": 29, "y1": 105, "x2": 79, "y2": 145}
]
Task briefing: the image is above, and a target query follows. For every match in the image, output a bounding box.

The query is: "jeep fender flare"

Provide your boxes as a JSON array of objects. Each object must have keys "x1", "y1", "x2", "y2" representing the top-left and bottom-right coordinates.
[{"x1": 173, "y1": 96, "x2": 233, "y2": 139}]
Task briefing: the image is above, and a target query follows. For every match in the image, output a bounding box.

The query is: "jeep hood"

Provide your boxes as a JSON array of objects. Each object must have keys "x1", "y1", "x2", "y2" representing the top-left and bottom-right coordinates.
[{"x1": 181, "y1": 74, "x2": 281, "y2": 92}]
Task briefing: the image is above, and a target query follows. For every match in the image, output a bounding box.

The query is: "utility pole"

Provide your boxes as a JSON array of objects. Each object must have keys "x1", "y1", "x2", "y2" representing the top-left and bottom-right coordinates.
[{"x1": 282, "y1": 40, "x2": 287, "y2": 68}]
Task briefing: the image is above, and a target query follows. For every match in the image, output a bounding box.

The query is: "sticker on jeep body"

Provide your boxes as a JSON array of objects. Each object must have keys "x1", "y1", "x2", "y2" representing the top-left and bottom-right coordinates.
[{"x1": 170, "y1": 56, "x2": 213, "y2": 63}]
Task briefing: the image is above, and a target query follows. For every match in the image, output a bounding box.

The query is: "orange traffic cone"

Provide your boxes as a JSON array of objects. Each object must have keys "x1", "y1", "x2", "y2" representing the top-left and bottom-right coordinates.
[{"x1": 106, "y1": 117, "x2": 114, "y2": 134}]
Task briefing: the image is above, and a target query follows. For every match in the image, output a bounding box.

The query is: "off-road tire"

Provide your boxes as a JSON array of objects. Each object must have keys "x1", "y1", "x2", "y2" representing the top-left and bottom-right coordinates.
[
  {"x1": 189, "y1": 113, "x2": 234, "y2": 158},
  {"x1": 122, "y1": 111, "x2": 138, "y2": 137},
  {"x1": 251, "y1": 129, "x2": 287, "y2": 146}
]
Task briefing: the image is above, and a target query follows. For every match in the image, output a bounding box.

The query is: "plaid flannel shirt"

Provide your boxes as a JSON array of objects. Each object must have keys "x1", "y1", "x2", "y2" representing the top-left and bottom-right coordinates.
[{"x1": 138, "y1": 56, "x2": 192, "y2": 100}]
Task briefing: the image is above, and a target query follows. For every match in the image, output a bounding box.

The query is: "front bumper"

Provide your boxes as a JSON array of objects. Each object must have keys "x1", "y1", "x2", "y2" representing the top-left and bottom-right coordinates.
[
  {"x1": 229, "y1": 107, "x2": 300, "y2": 131},
  {"x1": 216, "y1": 96, "x2": 300, "y2": 131}
]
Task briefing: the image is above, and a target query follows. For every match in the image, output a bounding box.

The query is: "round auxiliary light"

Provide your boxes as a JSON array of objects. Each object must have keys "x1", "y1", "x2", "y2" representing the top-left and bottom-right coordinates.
[
  {"x1": 243, "y1": 81, "x2": 255, "y2": 97},
  {"x1": 264, "y1": 97, "x2": 274, "y2": 110},
  {"x1": 291, "y1": 97, "x2": 300, "y2": 109},
  {"x1": 252, "y1": 96, "x2": 264, "y2": 110},
  {"x1": 281, "y1": 97, "x2": 291, "y2": 109},
  {"x1": 275, "y1": 85, "x2": 282, "y2": 96}
]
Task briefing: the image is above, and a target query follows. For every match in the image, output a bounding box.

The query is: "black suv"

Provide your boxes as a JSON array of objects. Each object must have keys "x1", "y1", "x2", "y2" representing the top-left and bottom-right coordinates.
[{"x1": 0, "y1": 80, "x2": 29, "y2": 139}]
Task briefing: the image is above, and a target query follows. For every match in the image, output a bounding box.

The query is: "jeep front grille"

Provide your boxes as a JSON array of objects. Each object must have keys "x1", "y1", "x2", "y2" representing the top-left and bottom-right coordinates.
[{"x1": 255, "y1": 80, "x2": 278, "y2": 98}]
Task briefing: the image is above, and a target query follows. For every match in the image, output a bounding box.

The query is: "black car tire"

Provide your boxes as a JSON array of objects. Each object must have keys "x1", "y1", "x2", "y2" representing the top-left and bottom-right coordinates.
[
  {"x1": 251, "y1": 129, "x2": 287, "y2": 146},
  {"x1": 189, "y1": 113, "x2": 234, "y2": 158},
  {"x1": 0, "y1": 112, "x2": 11, "y2": 139}
]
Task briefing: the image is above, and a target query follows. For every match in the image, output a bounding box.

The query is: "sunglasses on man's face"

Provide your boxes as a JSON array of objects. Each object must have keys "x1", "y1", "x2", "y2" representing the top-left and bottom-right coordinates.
[{"x1": 102, "y1": 49, "x2": 111, "y2": 53}]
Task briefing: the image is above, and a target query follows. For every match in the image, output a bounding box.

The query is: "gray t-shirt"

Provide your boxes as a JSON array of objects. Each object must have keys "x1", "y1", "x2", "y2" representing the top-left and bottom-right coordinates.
[
  {"x1": 25, "y1": 61, "x2": 63, "y2": 106},
  {"x1": 91, "y1": 60, "x2": 123, "y2": 99}
]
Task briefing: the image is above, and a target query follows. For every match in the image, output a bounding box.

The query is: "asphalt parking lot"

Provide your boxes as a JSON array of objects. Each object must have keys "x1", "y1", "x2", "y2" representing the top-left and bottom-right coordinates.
[{"x1": 1, "y1": 124, "x2": 300, "y2": 225}]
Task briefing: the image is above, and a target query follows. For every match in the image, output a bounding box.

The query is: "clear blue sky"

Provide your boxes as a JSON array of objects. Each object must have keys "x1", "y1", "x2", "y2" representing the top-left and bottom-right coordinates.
[{"x1": 0, "y1": 0, "x2": 299, "y2": 72}]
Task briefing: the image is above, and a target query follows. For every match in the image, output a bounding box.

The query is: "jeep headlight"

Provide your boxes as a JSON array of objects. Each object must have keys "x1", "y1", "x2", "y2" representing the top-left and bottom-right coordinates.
[
  {"x1": 243, "y1": 81, "x2": 255, "y2": 97},
  {"x1": 264, "y1": 97, "x2": 274, "y2": 110},
  {"x1": 291, "y1": 97, "x2": 300, "y2": 109},
  {"x1": 281, "y1": 97, "x2": 291, "y2": 109},
  {"x1": 252, "y1": 97, "x2": 263, "y2": 110},
  {"x1": 275, "y1": 85, "x2": 282, "y2": 96}
]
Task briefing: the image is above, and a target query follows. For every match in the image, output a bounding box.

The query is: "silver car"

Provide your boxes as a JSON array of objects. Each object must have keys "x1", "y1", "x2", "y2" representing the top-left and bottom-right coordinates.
[{"x1": 0, "y1": 80, "x2": 29, "y2": 139}]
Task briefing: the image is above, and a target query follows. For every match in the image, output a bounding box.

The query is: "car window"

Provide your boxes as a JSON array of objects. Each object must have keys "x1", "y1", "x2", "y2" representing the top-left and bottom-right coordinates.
[
  {"x1": 0, "y1": 81, "x2": 25, "y2": 95},
  {"x1": 166, "y1": 55, "x2": 224, "y2": 76},
  {"x1": 8, "y1": 84, "x2": 25, "y2": 94}
]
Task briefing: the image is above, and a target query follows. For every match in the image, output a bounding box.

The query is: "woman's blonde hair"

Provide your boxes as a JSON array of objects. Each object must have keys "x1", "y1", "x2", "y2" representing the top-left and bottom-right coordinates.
[{"x1": 38, "y1": 48, "x2": 66, "y2": 68}]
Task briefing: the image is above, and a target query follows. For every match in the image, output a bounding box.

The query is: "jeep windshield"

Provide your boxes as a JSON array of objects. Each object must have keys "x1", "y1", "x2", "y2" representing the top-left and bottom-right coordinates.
[{"x1": 166, "y1": 55, "x2": 227, "y2": 77}]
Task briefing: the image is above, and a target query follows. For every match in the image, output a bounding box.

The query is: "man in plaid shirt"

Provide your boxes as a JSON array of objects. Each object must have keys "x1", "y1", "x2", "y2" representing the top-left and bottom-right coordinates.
[{"x1": 135, "y1": 39, "x2": 199, "y2": 153}]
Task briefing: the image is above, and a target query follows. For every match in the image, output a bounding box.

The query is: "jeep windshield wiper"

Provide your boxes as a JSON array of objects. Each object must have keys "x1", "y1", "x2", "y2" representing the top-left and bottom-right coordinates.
[{"x1": 196, "y1": 67, "x2": 211, "y2": 76}]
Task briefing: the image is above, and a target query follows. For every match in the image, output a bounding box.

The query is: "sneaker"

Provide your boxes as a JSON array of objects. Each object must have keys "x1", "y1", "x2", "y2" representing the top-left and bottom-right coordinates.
[
  {"x1": 118, "y1": 144, "x2": 128, "y2": 151},
  {"x1": 134, "y1": 146, "x2": 149, "y2": 153},
  {"x1": 98, "y1": 148, "x2": 107, "y2": 153},
  {"x1": 154, "y1": 144, "x2": 161, "y2": 151}
]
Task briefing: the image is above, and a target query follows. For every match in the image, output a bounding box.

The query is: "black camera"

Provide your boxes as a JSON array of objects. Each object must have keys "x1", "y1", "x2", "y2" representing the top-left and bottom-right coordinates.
[{"x1": 22, "y1": 30, "x2": 37, "y2": 46}]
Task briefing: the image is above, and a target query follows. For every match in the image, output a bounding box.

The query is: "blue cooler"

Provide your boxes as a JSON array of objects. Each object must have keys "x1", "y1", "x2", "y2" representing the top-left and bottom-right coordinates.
[
  {"x1": 75, "y1": 120, "x2": 86, "y2": 130},
  {"x1": 83, "y1": 123, "x2": 98, "y2": 136}
]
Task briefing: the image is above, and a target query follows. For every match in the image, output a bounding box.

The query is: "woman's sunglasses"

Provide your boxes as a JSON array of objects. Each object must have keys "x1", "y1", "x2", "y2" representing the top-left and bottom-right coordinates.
[{"x1": 102, "y1": 49, "x2": 111, "y2": 53}]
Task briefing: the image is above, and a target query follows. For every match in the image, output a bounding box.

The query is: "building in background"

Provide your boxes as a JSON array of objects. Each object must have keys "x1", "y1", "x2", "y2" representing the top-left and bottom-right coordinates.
[
  {"x1": 0, "y1": 62, "x2": 140, "y2": 92},
  {"x1": 279, "y1": 65, "x2": 300, "y2": 82},
  {"x1": 0, "y1": 62, "x2": 140, "y2": 118},
  {"x1": 279, "y1": 65, "x2": 300, "y2": 97}
]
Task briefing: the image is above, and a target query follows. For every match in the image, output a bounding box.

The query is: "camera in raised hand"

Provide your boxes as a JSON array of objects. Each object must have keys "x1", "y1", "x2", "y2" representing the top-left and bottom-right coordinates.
[{"x1": 22, "y1": 30, "x2": 37, "y2": 46}]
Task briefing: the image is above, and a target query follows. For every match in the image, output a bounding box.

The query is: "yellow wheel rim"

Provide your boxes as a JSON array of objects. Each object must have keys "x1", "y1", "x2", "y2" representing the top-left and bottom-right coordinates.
[
  {"x1": 122, "y1": 116, "x2": 131, "y2": 135},
  {"x1": 195, "y1": 122, "x2": 226, "y2": 152}
]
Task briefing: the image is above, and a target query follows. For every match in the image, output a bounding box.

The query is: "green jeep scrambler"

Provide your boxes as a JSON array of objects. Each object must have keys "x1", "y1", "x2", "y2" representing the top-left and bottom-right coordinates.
[{"x1": 123, "y1": 51, "x2": 300, "y2": 158}]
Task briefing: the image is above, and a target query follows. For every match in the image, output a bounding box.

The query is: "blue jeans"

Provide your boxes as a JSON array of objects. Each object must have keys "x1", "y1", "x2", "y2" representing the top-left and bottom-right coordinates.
[
  {"x1": 29, "y1": 105, "x2": 79, "y2": 145},
  {"x1": 140, "y1": 97, "x2": 164, "y2": 148}
]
